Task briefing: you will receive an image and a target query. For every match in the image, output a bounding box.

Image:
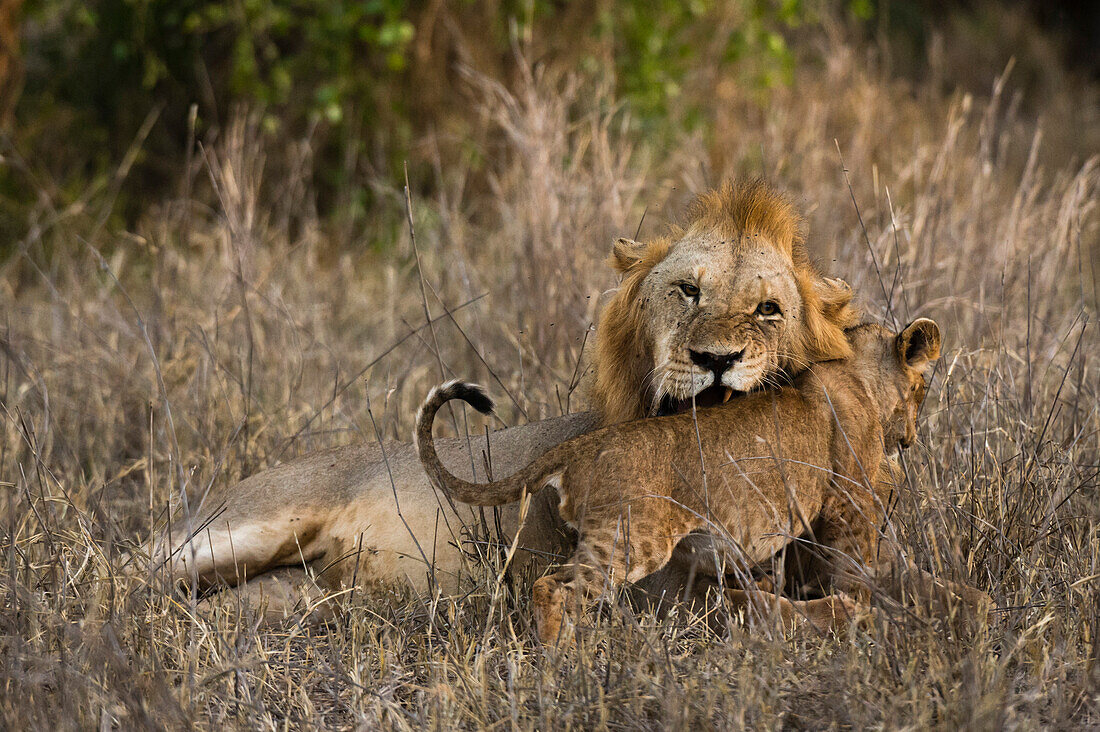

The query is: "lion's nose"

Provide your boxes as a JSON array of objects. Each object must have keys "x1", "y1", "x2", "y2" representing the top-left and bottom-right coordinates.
[{"x1": 689, "y1": 349, "x2": 743, "y2": 376}]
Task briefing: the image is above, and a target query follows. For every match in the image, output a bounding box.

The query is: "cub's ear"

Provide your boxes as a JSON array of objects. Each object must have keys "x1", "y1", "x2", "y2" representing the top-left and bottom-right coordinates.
[
  {"x1": 897, "y1": 318, "x2": 942, "y2": 369},
  {"x1": 609, "y1": 237, "x2": 648, "y2": 274}
]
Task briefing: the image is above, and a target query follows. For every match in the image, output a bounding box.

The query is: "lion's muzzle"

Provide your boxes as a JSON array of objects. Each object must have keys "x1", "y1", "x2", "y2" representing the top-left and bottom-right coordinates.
[
  {"x1": 688, "y1": 348, "x2": 744, "y2": 376},
  {"x1": 688, "y1": 346, "x2": 769, "y2": 392}
]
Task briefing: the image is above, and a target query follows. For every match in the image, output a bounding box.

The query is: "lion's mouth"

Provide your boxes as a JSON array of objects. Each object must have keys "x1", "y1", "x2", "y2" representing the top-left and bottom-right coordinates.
[{"x1": 655, "y1": 384, "x2": 737, "y2": 417}]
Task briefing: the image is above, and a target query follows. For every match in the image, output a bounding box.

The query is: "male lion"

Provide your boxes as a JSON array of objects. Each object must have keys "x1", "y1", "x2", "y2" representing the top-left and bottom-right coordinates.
[
  {"x1": 152, "y1": 181, "x2": 859, "y2": 614},
  {"x1": 416, "y1": 319, "x2": 990, "y2": 644}
]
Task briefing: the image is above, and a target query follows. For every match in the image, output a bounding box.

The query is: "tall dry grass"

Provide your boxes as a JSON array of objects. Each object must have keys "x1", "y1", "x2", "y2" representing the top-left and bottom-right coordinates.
[{"x1": 1, "y1": 28, "x2": 1098, "y2": 729}]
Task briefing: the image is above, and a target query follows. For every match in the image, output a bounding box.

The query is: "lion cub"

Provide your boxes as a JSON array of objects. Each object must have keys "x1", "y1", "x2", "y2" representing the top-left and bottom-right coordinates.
[{"x1": 416, "y1": 319, "x2": 962, "y2": 644}]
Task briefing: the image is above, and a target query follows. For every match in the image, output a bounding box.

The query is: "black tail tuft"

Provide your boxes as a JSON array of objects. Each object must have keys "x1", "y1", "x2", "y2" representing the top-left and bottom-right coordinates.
[{"x1": 448, "y1": 381, "x2": 494, "y2": 415}]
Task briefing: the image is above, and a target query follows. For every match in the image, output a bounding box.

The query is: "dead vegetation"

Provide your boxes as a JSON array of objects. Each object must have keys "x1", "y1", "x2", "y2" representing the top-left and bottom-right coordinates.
[{"x1": 1, "y1": 22, "x2": 1098, "y2": 730}]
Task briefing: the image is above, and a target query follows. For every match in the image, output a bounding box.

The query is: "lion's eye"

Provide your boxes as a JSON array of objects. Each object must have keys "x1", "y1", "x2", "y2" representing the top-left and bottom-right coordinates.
[
  {"x1": 756, "y1": 300, "x2": 782, "y2": 317},
  {"x1": 678, "y1": 282, "x2": 700, "y2": 299}
]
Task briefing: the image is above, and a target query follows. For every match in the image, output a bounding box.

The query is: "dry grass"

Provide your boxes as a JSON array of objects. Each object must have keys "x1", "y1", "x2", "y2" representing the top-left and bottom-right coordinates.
[{"x1": 1, "y1": 28, "x2": 1098, "y2": 730}]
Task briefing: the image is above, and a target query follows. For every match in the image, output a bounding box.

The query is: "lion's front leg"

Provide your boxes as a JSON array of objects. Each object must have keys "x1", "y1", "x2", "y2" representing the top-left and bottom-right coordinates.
[
  {"x1": 867, "y1": 545, "x2": 993, "y2": 620},
  {"x1": 722, "y1": 587, "x2": 871, "y2": 636},
  {"x1": 810, "y1": 493, "x2": 991, "y2": 623}
]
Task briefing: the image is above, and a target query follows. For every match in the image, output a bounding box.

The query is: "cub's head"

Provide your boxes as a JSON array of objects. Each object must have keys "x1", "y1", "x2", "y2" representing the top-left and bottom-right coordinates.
[
  {"x1": 593, "y1": 180, "x2": 859, "y2": 425},
  {"x1": 847, "y1": 318, "x2": 943, "y2": 451}
]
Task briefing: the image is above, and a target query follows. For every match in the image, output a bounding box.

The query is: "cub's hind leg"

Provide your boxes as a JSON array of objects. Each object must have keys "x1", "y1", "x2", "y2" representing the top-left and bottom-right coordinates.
[{"x1": 532, "y1": 526, "x2": 679, "y2": 646}]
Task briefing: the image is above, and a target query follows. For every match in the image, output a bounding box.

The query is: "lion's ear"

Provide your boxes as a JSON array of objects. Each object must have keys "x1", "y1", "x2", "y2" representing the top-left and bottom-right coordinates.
[
  {"x1": 897, "y1": 318, "x2": 942, "y2": 369},
  {"x1": 813, "y1": 277, "x2": 859, "y2": 327},
  {"x1": 594, "y1": 287, "x2": 618, "y2": 315},
  {"x1": 610, "y1": 237, "x2": 647, "y2": 273},
  {"x1": 793, "y1": 270, "x2": 854, "y2": 365}
]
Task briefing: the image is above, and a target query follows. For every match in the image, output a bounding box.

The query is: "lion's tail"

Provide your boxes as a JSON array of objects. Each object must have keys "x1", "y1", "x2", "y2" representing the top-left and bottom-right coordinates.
[{"x1": 414, "y1": 380, "x2": 567, "y2": 506}]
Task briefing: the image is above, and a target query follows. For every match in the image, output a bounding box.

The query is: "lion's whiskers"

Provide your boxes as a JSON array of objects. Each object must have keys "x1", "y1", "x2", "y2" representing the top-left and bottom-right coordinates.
[{"x1": 644, "y1": 361, "x2": 671, "y2": 415}]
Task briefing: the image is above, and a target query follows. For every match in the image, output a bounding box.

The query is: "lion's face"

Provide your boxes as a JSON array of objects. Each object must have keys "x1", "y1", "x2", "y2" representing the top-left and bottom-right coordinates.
[
  {"x1": 636, "y1": 231, "x2": 804, "y2": 416},
  {"x1": 592, "y1": 181, "x2": 860, "y2": 426}
]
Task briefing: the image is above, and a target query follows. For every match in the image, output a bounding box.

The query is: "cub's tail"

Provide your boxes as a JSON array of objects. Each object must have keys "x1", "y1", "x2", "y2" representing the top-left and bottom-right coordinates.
[{"x1": 414, "y1": 380, "x2": 564, "y2": 506}]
